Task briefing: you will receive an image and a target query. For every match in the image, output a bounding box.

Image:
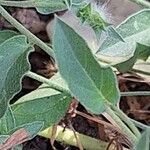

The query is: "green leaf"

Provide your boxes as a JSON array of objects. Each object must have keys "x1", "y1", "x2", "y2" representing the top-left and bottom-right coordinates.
[
  {"x1": 11, "y1": 88, "x2": 71, "y2": 129},
  {"x1": 0, "y1": 35, "x2": 31, "y2": 118},
  {"x1": 34, "y1": 0, "x2": 67, "y2": 14},
  {"x1": 134, "y1": 129, "x2": 150, "y2": 150},
  {"x1": 55, "y1": 11, "x2": 98, "y2": 51},
  {"x1": 72, "y1": 0, "x2": 85, "y2": 5},
  {"x1": 12, "y1": 145, "x2": 23, "y2": 150},
  {"x1": 106, "y1": 26, "x2": 125, "y2": 42},
  {"x1": 9, "y1": 121, "x2": 44, "y2": 139},
  {"x1": 0, "y1": 106, "x2": 16, "y2": 134},
  {"x1": 0, "y1": 135, "x2": 9, "y2": 144},
  {"x1": 97, "y1": 9, "x2": 150, "y2": 58},
  {"x1": 0, "y1": 122, "x2": 43, "y2": 149},
  {"x1": 43, "y1": 72, "x2": 69, "y2": 90},
  {"x1": 115, "y1": 43, "x2": 150, "y2": 73},
  {"x1": 77, "y1": 3, "x2": 107, "y2": 34},
  {"x1": 0, "y1": 30, "x2": 18, "y2": 44},
  {"x1": 137, "y1": 44, "x2": 150, "y2": 61},
  {"x1": 53, "y1": 18, "x2": 120, "y2": 114}
]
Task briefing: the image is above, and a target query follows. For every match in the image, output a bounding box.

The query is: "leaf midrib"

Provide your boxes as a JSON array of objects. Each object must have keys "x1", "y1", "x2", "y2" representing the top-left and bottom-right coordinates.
[{"x1": 62, "y1": 29, "x2": 107, "y2": 102}]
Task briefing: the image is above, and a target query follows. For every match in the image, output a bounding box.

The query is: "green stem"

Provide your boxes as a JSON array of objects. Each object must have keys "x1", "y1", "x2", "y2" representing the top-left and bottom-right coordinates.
[
  {"x1": 120, "y1": 91, "x2": 150, "y2": 96},
  {"x1": 0, "y1": 6, "x2": 54, "y2": 57},
  {"x1": 0, "y1": 0, "x2": 66, "y2": 8},
  {"x1": 39, "y1": 125, "x2": 129, "y2": 150},
  {"x1": 26, "y1": 71, "x2": 150, "y2": 97},
  {"x1": 131, "y1": 118, "x2": 150, "y2": 130},
  {"x1": 25, "y1": 71, "x2": 70, "y2": 94},
  {"x1": 129, "y1": 0, "x2": 150, "y2": 8},
  {"x1": 26, "y1": 71, "x2": 139, "y2": 144},
  {"x1": 105, "y1": 106, "x2": 138, "y2": 144},
  {"x1": 110, "y1": 104, "x2": 141, "y2": 138}
]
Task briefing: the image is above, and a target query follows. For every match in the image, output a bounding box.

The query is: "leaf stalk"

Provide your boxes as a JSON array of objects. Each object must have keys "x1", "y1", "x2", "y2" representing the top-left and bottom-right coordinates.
[
  {"x1": 105, "y1": 106, "x2": 138, "y2": 144},
  {"x1": 0, "y1": 6, "x2": 54, "y2": 57},
  {"x1": 109, "y1": 104, "x2": 141, "y2": 138},
  {"x1": 25, "y1": 71, "x2": 70, "y2": 94},
  {"x1": 26, "y1": 71, "x2": 141, "y2": 145}
]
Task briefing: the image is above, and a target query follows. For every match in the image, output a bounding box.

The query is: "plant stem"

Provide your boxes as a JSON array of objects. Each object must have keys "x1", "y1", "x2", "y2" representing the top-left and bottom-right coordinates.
[
  {"x1": 26, "y1": 71, "x2": 150, "y2": 97},
  {"x1": 129, "y1": 0, "x2": 150, "y2": 8},
  {"x1": 0, "y1": 0, "x2": 66, "y2": 8},
  {"x1": 120, "y1": 91, "x2": 150, "y2": 96},
  {"x1": 0, "y1": 6, "x2": 54, "y2": 57},
  {"x1": 110, "y1": 104, "x2": 141, "y2": 138},
  {"x1": 105, "y1": 106, "x2": 138, "y2": 144},
  {"x1": 132, "y1": 68, "x2": 150, "y2": 76},
  {"x1": 26, "y1": 71, "x2": 140, "y2": 144},
  {"x1": 39, "y1": 125, "x2": 129, "y2": 150},
  {"x1": 26, "y1": 71, "x2": 150, "y2": 98},
  {"x1": 131, "y1": 118, "x2": 150, "y2": 130},
  {"x1": 25, "y1": 71, "x2": 70, "y2": 94}
]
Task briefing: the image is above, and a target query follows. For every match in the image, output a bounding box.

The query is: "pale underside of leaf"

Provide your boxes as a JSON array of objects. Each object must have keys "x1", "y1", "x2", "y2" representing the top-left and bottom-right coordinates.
[
  {"x1": 97, "y1": 9, "x2": 150, "y2": 58},
  {"x1": 115, "y1": 43, "x2": 150, "y2": 72}
]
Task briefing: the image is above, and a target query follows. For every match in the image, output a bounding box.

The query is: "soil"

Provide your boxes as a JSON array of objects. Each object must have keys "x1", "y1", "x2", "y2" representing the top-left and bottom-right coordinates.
[{"x1": 0, "y1": 1, "x2": 150, "y2": 150}]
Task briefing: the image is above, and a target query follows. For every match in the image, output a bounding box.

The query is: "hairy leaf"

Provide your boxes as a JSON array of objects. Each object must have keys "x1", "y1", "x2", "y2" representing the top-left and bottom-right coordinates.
[
  {"x1": 106, "y1": 26, "x2": 125, "y2": 42},
  {"x1": 77, "y1": 3, "x2": 107, "y2": 36},
  {"x1": 97, "y1": 9, "x2": 150, "y2": 58},
  {"x1": 47, "y1": 72, "x2": 69, "y2": 90},
  {"x1": 33, "y1": 0, "x2": 67, "y2": 14},
  {"x1": 9, "y1": 121, "x2": 44, "y2": 139},
  {"x1": 0, "y1": 122, "x2": 43, "y2": 150},
  {"x1": 0, "y1": 107, "x2": 15, "y2": 134},
  {"x1": 53, "y1": 18, "x2": 120, "y2": 114},
  {"x1": 57, "y1": 11, "x2": 98, "y2": 51},
  {"x1": 12, "y1": 145, "x2": 23, "y2": 150},
  {"x1": 0, "y1": 135, "x2": 9, "y2": 144},
  {"x1": 72, "y1": 0, "x2": 85, "y2": 4},
  {"x1": 115, "y1": 43, "x2": 150, "y2": 72},
  {"x1": 12, "y1": 88, "x2": 71, "y2": 129},
  {"x1": 0, "y1": 35, "x2": 31, "y2": 118},
  {"x1": 0, "y1": 30, "x2": 18, "y2": 44},
  {"x1": 134, "y1": 129, "x2": 150, "y2": 150}
]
